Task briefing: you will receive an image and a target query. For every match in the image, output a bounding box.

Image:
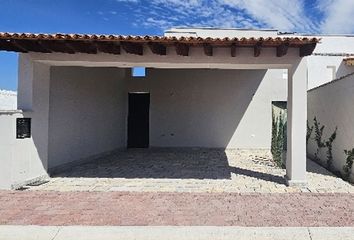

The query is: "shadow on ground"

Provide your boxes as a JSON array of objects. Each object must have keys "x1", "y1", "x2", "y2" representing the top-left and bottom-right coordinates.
[{"x1": 52, "y1": 149, "x2": 286, "y2": 185}]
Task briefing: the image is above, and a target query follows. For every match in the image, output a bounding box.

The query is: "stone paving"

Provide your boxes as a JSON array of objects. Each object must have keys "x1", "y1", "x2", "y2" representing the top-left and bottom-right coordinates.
[
  {"x1": 0, "y1": 191, "x2": 353, "y2": 226},
  {"x1": 27, "y1": 149, "x2": 354, "y2": 193}
]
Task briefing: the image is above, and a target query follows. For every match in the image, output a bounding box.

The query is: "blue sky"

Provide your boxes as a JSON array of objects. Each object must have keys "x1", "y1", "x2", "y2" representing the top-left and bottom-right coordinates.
[{"x1": 1, "y1": 0, "x2": 354, "y2": 90}]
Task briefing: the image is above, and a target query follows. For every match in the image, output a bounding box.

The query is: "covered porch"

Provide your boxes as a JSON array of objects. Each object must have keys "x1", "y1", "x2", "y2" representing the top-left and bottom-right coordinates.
[{"x1": 0, "y1": 33, "x2": 317, "y2": 189}]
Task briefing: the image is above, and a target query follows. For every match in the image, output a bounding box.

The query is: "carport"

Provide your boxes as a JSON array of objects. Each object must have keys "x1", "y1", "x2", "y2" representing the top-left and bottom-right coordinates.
[{"x1": 0, "y1": 32, "x2": 318, "y2": 189}]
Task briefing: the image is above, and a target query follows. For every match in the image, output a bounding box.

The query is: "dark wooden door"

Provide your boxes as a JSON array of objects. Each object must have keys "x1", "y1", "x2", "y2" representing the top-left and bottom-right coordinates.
[{"x1": 127, "y1": 93, "x2": 150, "y2": 148}]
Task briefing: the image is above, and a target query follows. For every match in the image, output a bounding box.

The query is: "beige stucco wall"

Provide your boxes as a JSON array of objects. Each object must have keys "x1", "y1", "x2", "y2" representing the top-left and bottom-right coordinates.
[
  {"x1": 46, "y1": 67, "x2": 286, "y2": 168},
  {"x1": 128, "y1": 68, "x2": 287, "y2": 149},
  {"x1": 48, "y1": 67, "x2": 128, "y2": 169},
  {"x1": 307, "y1": 74, "x2": 354, "y2": 181}
]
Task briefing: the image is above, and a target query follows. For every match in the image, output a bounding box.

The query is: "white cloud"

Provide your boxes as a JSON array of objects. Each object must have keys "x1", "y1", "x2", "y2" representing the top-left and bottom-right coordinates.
[
  {"x1": 132, "y1": 0, "x2": 318, "y2": 32},
  {"x1": 114, "y1": 0, "x2": 354, "y2": 34},
  {"x1": 116, "y1": 0, "x2": 139, "y2": 2},
  {"x1": 138, "y1": 0, "x2": 263, "y2": 30},
  {"x1": 318, "y1": 0, "x2": 354, "y2": 34},
  {"x1": 221, "y1": 0, "x2": 318, "y2": 33},
  {"x1": 142, "y1": 17, "x2": 172, "y2": 29}
]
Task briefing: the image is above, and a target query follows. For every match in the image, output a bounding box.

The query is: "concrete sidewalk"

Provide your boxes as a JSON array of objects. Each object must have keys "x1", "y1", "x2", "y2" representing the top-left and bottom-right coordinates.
[{"x1": 0, "y1": 226, "x2": 353, "y2": 240}]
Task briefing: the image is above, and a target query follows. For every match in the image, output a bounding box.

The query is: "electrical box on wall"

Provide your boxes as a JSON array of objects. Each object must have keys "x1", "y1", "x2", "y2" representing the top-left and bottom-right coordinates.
[{"x1": 16, "y1": 118, "x2": 31, "y2": 139}]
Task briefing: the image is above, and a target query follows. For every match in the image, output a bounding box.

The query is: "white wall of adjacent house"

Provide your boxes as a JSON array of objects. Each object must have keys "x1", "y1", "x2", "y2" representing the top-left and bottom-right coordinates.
[
  {"x1": 0, "y1": 89, "x2": 17, "y2": 110},
  {"x1": 165, "y1": 27, "x2": 279, "y2": 38},
  {"x1": 307, "y1": 73, "x2": 354, "y2": 182},
  {"x1": 165, "y1": 28, "x2": 354, "y2": 90},
  {"x1": 307, "y1": 36, "x2": 354, "y2": 89}
]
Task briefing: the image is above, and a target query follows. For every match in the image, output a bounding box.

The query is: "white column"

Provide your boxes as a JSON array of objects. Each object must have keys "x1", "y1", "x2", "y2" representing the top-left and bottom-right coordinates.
[{"x1": 286, "y1": 58, "x2": 308, "y2": 186}]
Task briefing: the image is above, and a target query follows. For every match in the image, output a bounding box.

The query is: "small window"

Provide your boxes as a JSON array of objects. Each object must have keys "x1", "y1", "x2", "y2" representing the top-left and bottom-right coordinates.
[{"x1": 132, "y1": 67, "x2": 146, "y2": 77}]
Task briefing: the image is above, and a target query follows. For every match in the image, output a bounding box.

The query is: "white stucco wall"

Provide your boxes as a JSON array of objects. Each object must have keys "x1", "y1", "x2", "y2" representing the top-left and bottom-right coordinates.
[
  {"x1": 307, "y1": 74, "x2": 354, "y2": 181},
  {"x1": 0, "y1": 111, "x2": 47, "y2": 189},
  {"x1": 48, "y1": 67, "x2": 128, "y2": 169},
  {"x1": 307, "y1": 37, "x2": 354, "y2": 89},
  {"x1": 0, "y1": 55, "x2": 52, "y2": 189},
  {"x1": 128, "y1": 68, "x2": 286, "y2": 149}
]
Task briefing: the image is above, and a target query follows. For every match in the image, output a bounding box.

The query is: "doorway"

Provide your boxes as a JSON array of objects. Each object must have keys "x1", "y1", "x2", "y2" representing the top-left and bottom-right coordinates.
[{"x1": 127, "y1": 92, "x2": 150, "y2": 148}]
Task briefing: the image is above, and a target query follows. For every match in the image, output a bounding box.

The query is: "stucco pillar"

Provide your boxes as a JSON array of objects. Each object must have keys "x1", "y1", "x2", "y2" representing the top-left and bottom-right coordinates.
[
  {"x1": 16, "y1": 54, "x2": 50, "y2": 184},
  {"x1": 18, "y1": 54, "x2": 34, "y2": 110},
  {"x1": 285, "y1": 58, "x2": 308, "y2": 186}
]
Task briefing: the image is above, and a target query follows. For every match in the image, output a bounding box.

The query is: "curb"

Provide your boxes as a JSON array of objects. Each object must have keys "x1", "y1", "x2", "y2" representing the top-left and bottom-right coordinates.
[{"x1": 0, "y1": 226, "x2": 354, "y2": 240}]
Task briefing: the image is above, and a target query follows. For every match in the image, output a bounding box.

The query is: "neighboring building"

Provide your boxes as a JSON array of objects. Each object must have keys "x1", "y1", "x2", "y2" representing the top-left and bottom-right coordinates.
[
  {"x1": 0, "y1": 29, "x2": 327, "y2": 190},
  {"x1": 166, "y1": 28, "x2": 354, "y2": 89},
  {"x1": 0, "y1": 89, "x2": 17, "y2": 110}
]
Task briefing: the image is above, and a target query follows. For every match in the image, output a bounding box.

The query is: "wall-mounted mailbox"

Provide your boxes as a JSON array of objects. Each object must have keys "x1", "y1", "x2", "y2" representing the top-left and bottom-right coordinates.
[{"x1": 16, "y1": 118, "x2": 31, "y2": 139}]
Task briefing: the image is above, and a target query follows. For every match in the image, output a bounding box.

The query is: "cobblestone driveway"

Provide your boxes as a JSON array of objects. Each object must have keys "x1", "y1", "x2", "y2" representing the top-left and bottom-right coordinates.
[{"x1": 27, "y1": 149, "x2": 354, "y2": 193}]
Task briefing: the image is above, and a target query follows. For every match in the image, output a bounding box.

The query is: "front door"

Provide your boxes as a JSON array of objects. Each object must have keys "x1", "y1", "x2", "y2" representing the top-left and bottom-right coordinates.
[{"x1": 127, "y1": 92, "x2": 150, "y2": 148}]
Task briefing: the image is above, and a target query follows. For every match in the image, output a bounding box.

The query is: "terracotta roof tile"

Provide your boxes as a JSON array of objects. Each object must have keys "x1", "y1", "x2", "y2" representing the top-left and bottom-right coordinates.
[{"x1": 0, "y1": 32, "x2": 320, "y2": 56}]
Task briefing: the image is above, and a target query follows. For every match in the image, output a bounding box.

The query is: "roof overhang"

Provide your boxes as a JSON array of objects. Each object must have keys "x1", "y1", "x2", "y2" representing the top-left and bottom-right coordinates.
[
  {"x1": 344, "y1": 58, "x2": 354, "y2": 66},
  {"x1": 0, "y1": 32, "x2": 320, "y2": 58}
]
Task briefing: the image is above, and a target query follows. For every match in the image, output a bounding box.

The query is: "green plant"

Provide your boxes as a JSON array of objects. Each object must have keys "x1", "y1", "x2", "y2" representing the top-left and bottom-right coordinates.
[
  {"x1": 283, "y1": 121, "x2": 287, "y2": 151},
  {"x1": 311, "y1": 117, "x2": 338, "y2": 170},
  {"x1": 313, "y1": 117, "x2": 325, "y2": 161},
  {"x1": 271, "y1": 109, "x2": 277, "y2": 156},
  {"x1": 325, "y1": 127, "x2": 337, "y2": 168},
  {"x1": 271, "y1": 111, "x2": 286, "y2": 168},
  {"x1": 306, "y1": 120, "x2": 313, "y2": 145},
  {"x1": 343, "y1": 148, "x2": 354, "y2": 180}
]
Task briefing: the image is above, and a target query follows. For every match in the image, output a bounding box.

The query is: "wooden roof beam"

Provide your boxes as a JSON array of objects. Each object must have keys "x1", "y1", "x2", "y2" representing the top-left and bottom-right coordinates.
[
  {"x1": 276, "y1": 42, "x2": 289, "y2": 57},
  {"x1": 254, "y1": 41, "x2": 262, "y2": 57},
  {"x1": 14, "y1": 40, "x2": 53, "y2": 53},
  {"x1": 175, "y1": 43, "x2": 189, "y2": 56},
  {"x1": 65, "y1": 40, "x2": 97, "y2": 54},
  {"x1": 96, "y1": 41, "x2": 121, "y2": 55},
  {"x1": 0, "y1": 39, "x2": 28, "y2": 52},
  {"x1": 37, "y1": 40, "x2": 76, "y2": 54},
  {"x1": 300, "y1": 43, "x2": 316, "y2": 57},
  {"x1": 231, "y1": 43, "x2": 237, "y2": 57},
  {"x1": 148, "y1": 42, "x2": 166, "y2": 55},
  {"x1": 203, "y1": 43, "x2": 213, "y2": 56},
  {"x1": 121, "y1": 41, "x2": 143, "y2": 55}
]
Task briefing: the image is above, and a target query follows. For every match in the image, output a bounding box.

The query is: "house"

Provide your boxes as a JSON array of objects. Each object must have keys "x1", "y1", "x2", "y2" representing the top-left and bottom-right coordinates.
[{"x1": 0, "y1": 29, "x2": 319, "y2": 189}]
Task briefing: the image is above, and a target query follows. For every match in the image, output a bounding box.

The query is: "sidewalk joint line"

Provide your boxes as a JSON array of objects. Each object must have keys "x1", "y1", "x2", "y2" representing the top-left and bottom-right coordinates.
[
  {"x1": 50, "y1": 226, "x2": 61, "y2": 240},
  {"x1": 307, "y1": 227, "x2": 313, "y2": 240}
]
